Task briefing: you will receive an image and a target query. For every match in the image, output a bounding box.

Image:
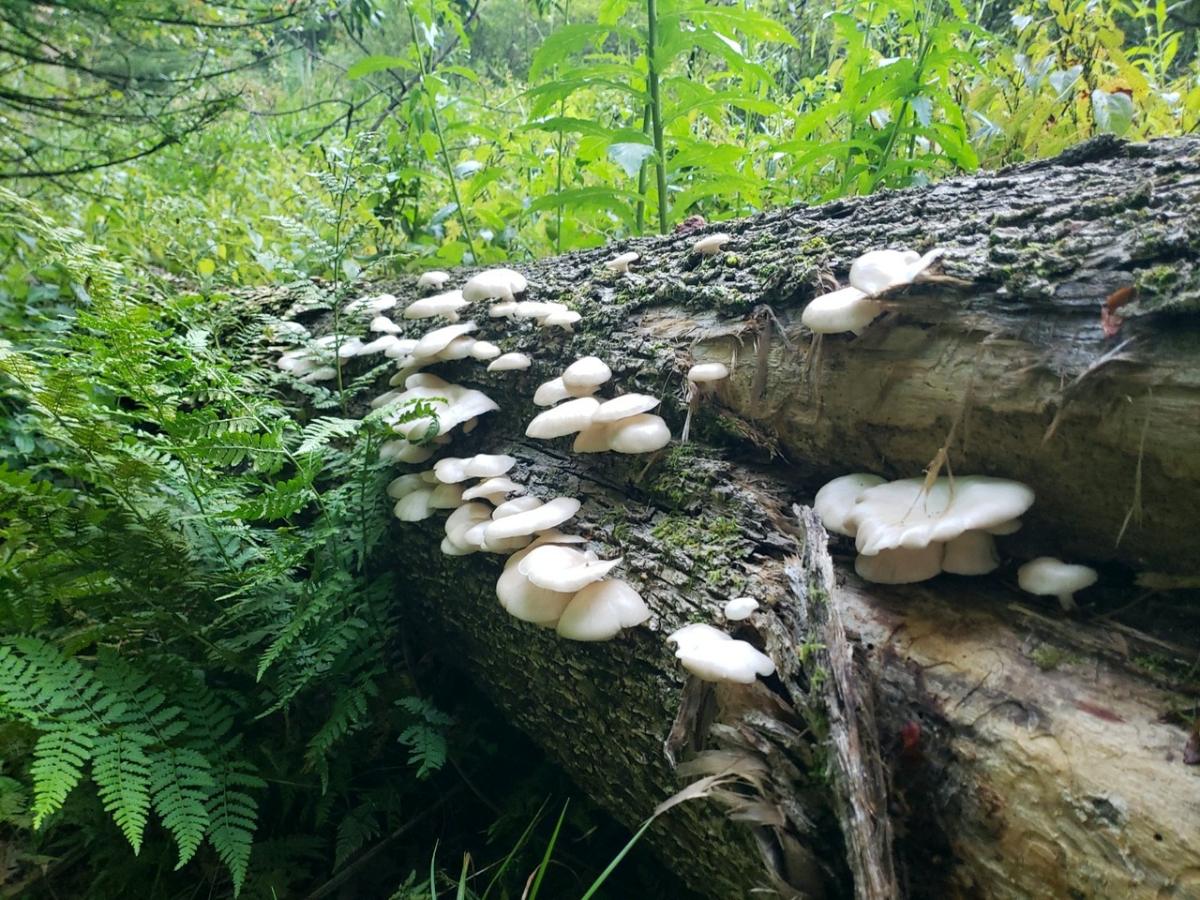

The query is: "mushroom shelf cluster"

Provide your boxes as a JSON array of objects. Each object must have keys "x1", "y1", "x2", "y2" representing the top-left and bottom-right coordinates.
[
  {"x1": 801, "y1": 247, "x2": 945, "y2": 335},
  {"x1": 269, "y1": 265, "x2": 773, "y2": 678},
  {"x1": 815, "y1": 472, "x2": 1098, "y2": 609}
]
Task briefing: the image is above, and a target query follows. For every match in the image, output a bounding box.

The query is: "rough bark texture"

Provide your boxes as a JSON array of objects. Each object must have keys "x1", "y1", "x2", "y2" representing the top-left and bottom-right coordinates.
[{"x1": 266, "y1": 136, "x2": 1200, "y2": 900}]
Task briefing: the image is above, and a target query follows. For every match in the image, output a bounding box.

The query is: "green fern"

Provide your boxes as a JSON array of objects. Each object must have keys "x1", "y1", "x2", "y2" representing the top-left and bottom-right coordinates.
[
  {"x1": 92, "y1": 731, "x2": 154, "y2": 853},
  {"x1": 396, "y1": 697, "x2": 452, "y2": 781},
  {"x1": 207, "y1": 761, "x2": 264, "y2": 896}
]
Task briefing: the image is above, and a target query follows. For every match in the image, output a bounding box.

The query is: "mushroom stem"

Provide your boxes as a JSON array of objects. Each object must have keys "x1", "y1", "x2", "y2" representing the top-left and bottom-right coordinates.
[
  {"x1": 681, "y1": 383, "x2": 698, "y2": 444},
  {"x1": 1056, "y1": 592, "x2": 1078, "y2": 612}
]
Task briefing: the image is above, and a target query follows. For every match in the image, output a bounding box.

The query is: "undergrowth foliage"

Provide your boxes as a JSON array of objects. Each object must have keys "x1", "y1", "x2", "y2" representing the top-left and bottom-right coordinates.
[{"x1": 0, "y1": 184, "x2": 445, "y2": 896}]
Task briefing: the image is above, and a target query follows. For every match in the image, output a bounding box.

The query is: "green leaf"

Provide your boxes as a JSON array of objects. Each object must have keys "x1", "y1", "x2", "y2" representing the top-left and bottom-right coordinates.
[
  {"x1": 525, "y1": 187, "x2": 640, "y2": 225},
  {"x1": 530, "y1": 24, "x2": 642, "y2": 80},
  {"x1": 607, "y1": 142, "x2": 656, "y2": 178},
  {"x1": 1092, "y1": 89, "x2": 1135, "y2": 135},
  {"x1": 347, "y1": 55, "x2": 411, "y2": 80},
  {"x1": 658, "y1": 7, "x2": 797, "y2": 48},
  {"x1": 197, "y1": 258, "x2": 215, "y2": 278}
]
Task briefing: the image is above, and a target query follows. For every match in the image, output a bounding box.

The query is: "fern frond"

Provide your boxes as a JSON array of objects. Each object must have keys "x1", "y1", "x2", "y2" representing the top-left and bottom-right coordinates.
[
  {"x1": 149, "y1": 747, "x2": 214, "y2": 869},
  {"x1": 92, "y1": 731, "x2": 153, "y2": 853},
  {"x1": 206, "y1": 760, "x2": 264, "y2": 896},
  {"x1": 29, "y1": 726, "x2": 97, "y2": 827},
  {"x1": 297, "y1": 416, "x2": 361, "y2": 454}
]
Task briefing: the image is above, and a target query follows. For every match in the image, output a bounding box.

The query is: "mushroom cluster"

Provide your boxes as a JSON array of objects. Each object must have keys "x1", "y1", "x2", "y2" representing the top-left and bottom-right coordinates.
[
  {"x1": 815, "y1": 472, "x2": 1099, "y2": 610},
  {"x1": 815, "y1": 473, "x2": 1034, "y2": 584},
  {"x1": 272, "y1": 261, "x2": 778, "y2": 674},
  {"x1": 802, "y1": 247, "x2": 945, "y2": 335},
  {"x1": 527, "y1": 356, "x2": 671, "y2": 455}
]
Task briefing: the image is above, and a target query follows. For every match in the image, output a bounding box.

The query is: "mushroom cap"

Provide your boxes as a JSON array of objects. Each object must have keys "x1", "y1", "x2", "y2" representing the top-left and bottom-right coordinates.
[
  {"x1": 436, "y1": 336, "x2": 477, "y2": 360},
  {"x1": 846, "y1": 476, "x2": 1035, "y2": 555},
  {"x1": 592, "y1": 394, "x2": 661, "y2": 424},
  {"x1": 986, "y1": 518, "x2": 1023, "y2": 536},
  {"x1": 814, "y1": 473, "x2": 886, "y2": 537},
  {"x1": 380, "y1": 440, "x2": 436, "y2": 464},
  {"x1": 413, "y1": 321, "x2": 478, "y2": 358},
  {"x1": 526, "y1": 397, "x2": 600, "y2": 439},
  {"x1": 429, "y1": 483, "x2": 465, "y2": 509},
  {"x1": 345, "y1": 293, "x2": 397, "y2": 315},
  {"x1": 369, "y1": 315, "x2": 403, "y2": 334},
  {"x1": 358, "y1": 335, "x2": 406, "y2": 356},
  {"x1": 562, "y1": 356, "x2": 612, "y2": 391},
  {"x1": 519, "y1": 545, "x2": 623, "y2": 593},
  {"x1": 462, "y1": 477, "x2": 525, "y2": 503},
  {"x1": 849, "y1": 248, "x2": 944, "y2": 296},
  {"x1": 484, "y1": 496, "x2": 581, "y2": 541},
  {"x1": 694, "y1": 232, "x2": 732, "y2": 255},
  {"x1": 942, "y1": 530, "x2": 1001, "y2": 576},
  {"x1": 492, "y1": 496, "x2": 543, "y2": 519},
  {"x1": 667, "y1": 624, "x2": 775, "y2": 683},
  {"x1": 393, "y1": 488, "x2": 436, "y2": 521},
  {"x1": 801, "y1": 287, "x2": 884, "y2": 335},
  {"x1": 416, "y1": 270, "x2": 450, "y2": 289},
  {"x1": 514, "y1": 301, "x2": 566, "y2": 320},
  {"x1": 384, "y1": 338, "x2": 419, "y2": 359},
  {"x1": 556, "y1": 578, "x2": 650, "y2": 641},
  {"x1": 496, "y1": 550, "x2": 575, "y2": 624},
  {"x1": 387, "y1": 473, "x2": 428, "y2": 500},
  {"x1": 444, "y1": 502, "x2": 492, "y2": 550},
  {"x1": 855, "y1": 544, "x2": 944, "y2": 584},
  {"x1": 542, "y1": 310, "x2": 581, "y2": 329},
  {"x1": 605, "y1": 251, "x2": 640, "y2": 273},
  {"x1": 1018, "y1": 557, "x2": 1098, "y2": 599},
  {"x1": 489, "y1": 301, "x2": 518, "y2": 318},
  {"x1": 533, "y1": 377, "x2": 573, "y2": 407},
  {"x1": 435, "y1": 454, "x2": 516, "y2": 483},
  {"x1": 488, "y1": 352, "x2": 532, "y2": 372},
  {"x1": 607, "y1": 414, "x2": 671, "y2": 454},
  {"x1": 300, "y1": 366, "x2": 338, "y2": 383},
  {"x1": 687, "y1": 363, "x2": 729, "y2": 384},
  {"x1": 462, "y1": 268, "x2": 527, "y2": 303},
  {"x1": 469, "y1": 340, "x2": 501, "y2": 360},
  {"x1": 723, "y1": 596, "x2": 759, "y2": 621},
  {"x1": 577, "y1": 578, "x2": 649, "y2": 629},
  {"x1": 404, "y1": 290, "x2": 467, "y2": 321}
]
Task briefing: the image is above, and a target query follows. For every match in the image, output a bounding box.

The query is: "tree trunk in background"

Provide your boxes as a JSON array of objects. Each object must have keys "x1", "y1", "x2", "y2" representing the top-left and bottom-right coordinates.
[{"x1": 261, "y1": 135, "x2": 1200, "y2": 900}]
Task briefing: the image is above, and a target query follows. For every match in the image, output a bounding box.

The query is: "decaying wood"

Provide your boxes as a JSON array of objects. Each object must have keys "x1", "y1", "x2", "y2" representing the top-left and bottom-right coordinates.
[{"x1": 256, "y1": 135, "x2": 1200, "y2": 900}]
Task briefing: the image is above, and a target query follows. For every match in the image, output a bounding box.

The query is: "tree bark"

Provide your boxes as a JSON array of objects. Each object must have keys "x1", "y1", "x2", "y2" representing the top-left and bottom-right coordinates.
[{"x1": 265, "y1": 135, "x2": 1200, "y2": 899}]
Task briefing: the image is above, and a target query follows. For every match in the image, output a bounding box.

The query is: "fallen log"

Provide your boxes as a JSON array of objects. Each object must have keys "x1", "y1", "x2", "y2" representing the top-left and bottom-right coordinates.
[{"x1": 259, "y1": 135, "x2": 1200, "y2": 899}]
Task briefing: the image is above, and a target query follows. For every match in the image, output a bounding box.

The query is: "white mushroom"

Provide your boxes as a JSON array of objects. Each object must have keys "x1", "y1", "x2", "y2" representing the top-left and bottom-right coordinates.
[
  {"x1": 687, "y1": 363, "x2": 729, "y2": 384},
  {"x1": 492, "y1": 496, "x2": 543, "y2": 519},
  {"x1": 387, "y1": 473, "x2": 429, "y2": 500},
  {"x1": 526, "y1": 397, "x2": 600, "y2": 439},
  {"x1": 845, "y1": 476, "x2": 1035, "y2": 556},
  {"x1": 358, "y1": 335, "x2": 406, "y2": 356},
  {"x1": 345, "y1": 293, "x2": 397, "y2": 316},
  {"x1": 693, "y1": 232, "x2": 732, "y2": 255},
  {"x1": 462, "y1": 268, "x2": 528, "y2": 303},
  {"x1": 379, "y1": 439, "x2": 435, "y2": 464},
  {"x1": 404, "y1": 289, "x2": 467, "y2": 322},
  {"x1": 462, "y1": 477, "x2": 525, "y2": 503},
  {"x1": 514, "y1": 301, "x2": 567, "y2": 320},
  {"x1": 593, "y1": 394, "x2": 661, "y2": 424},
  {"x1": 300, "y1": 366, "x2": 338, "y2": 384},
  {"x1": 667, "y1": 624, "x2": 775, "y2": 684},
  {"x1": 855, "y1": 544, "x2": 944, "y2": 584},
  {"x1": 488, "y1": 352, "x2": 532, "y2": 372},
  {"x1": 556, "y1": 579, "x2": 650, "y2": 641},
  {"x1": 1017, "y1": 557, "x2": 1098, "y2": 612},
  {"x1": 484, "y1": 497, "x2": 581, "y2": 542},
  {"x1": 434, "y1": 454, "x2": 515, "y2": 483},
  {"x1": 607, "y1": 414, "x2": 671, "y2": 454},
  {"x1": 723, "y1": 597, "x2": 759, "y2": 621},
  {"x1": 370, "y1": 315, "x2": 403, "y2": 335},
  {"x1": 572, "y1": 422, "x2": 614, "y2": 453},
  {"x1": 801, "y1": 287, "x2": 885, "y2": 335},
  {"x1": 942, "y1": 530, "x2": 1001, "y2": 576},
  {"x1": 429, "y1": 483, "x2": 465, "y2": 509},
  {"x1": 489, "y1": 301, "x2": 518, "y2": 318},
  {"x1": 496, "y1": 548, "x2": 575, "y2": 625},
  {"x1": 813, "y1": 473, "x2": 886, "y2": 537},
  {"x1": 393, "y1": 488, "x2": 436, "y2": 522},
  {"x1": 533, "y1": 377, "x2": 573, "y2": 407},
  {"x1": 412, "y1": 321, "x2": 477, "y2": 359},
  {"x1": 519, "y1": 545, "x2": 623, "y2": 593},
  {"x1": 605, "y1": 251, "x2": 639, "y2": 274},
  {"x1": 542, "y1": 310, "x2": 581, "y2": 330},
  {"x1": 561, "y1": 356, "x2": 612, "y2": 394},
  {"x1": 469, "y1": 341, "x2": 501, "y2": 361},
  {"x1": 417, "y1": 270, "x2": 450, "y2": 290},
  {"x1": 444, "y1": 502, "x2": 492, "y2": 552},
  {"x1": 848, "y1": 248, "x2": 944, "y2": 296}
]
